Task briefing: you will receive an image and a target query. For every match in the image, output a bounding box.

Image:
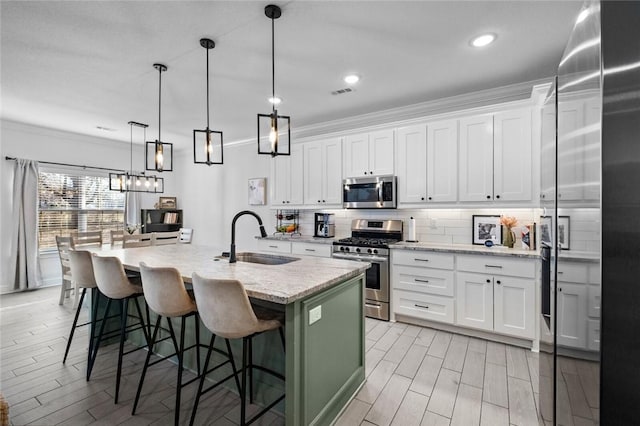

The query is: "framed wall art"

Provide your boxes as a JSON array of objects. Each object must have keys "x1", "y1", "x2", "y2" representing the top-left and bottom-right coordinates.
[
  {"x1": 558, "y1": 216, "x2": 570, "y2": 250},
  {"x1": 248, "y1": 178, "x2": 266, "y2": 205},
  {"x1": 158, "y1": 196, "x2": 177, "y2": 209},
  {"x1": 472, "y1": 215, "x2": 503, "y2": 245}
]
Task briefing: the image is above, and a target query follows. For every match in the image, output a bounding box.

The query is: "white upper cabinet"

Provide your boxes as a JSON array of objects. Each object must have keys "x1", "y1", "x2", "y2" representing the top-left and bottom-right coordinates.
[
  {"x1": 396, "y1": 124, "x2": 428, "y2": 204},
  {"x1": 271, "y1": 144, "x2": 303, "y2": 206},
  {"x1": 557, "y1": 100, "x2": 585, "y2": 201},
  {"x1": 459, "y1": 108, "x2": 532, "y2": 202},
  {"x1": 583, "y1": 97, "x2": 601, "y2": 201},
  {"x1": 540, "y1": 103, "x2": 556, "y2": 201},
  {"x1": 493, "y1": 109, "x2": 532, "y2": 201},
  {"x1": 304, "y1": 137, "x2": 342, "y2": 206},
  {"x1": 459, "y1": 114, "x2": 494, "y2": 202},
  {"x1": 427, "y1": 120, "x2": 458, "y2": 202},
  {"x1": 344, "y1": 129, "x2": 394, "y2": 178}
]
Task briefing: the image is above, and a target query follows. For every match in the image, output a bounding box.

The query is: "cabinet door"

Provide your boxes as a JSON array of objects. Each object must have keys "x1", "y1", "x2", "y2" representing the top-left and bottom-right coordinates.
[
  {"x1": 303, "y1": 141, "x2": 323, "y2": 206},
  {"x1": 343, "y1": 133, "x2": 369, "y2": 178},
  {"x1": 289, "y1": 144, "x2": 304, "y2": 205},
  {"x1": 493, "y1": 109, "x2": 532, "y2": 201},
  {"x1": 427, "y1": 119, "x2": 458, "y2": 202},
  {"x1": 494, "y1": 276, "x2": 535, "y2": 339},
  {"x1": 456, "y1": 272, "x2": 493, "y2": 331},
  {"x1": 557, "y1": 100, "x2": 585, "y2": 201},
  {"x1": 396, "y1": 125, "x2": 427, "y2": 204},
  {"x1": 556, "y1": 282, "x2": 587, "y2": 349},
  {"x1": 322, "y1": 138, "x2": 343, "y2": 205},
  {"x1": 459, "y1": 115, "x2": 494, "y2": 201},
  {"x1": 583, "y1": 97, "x2": 601, "y2": 201},
  {"x1": 369, "y1": 129, "x2": 395, "y2": 176},
  {"x1": 271, "y1": 155, "x2": 290, "y2": 206},
  {"x1": 540, "y1": 103, "x2": 556, "y2": 201}
]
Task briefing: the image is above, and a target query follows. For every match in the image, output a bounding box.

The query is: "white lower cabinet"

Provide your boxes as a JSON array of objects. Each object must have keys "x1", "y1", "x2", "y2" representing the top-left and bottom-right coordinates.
[
  {"x1": 456, "y1": 254, "x2": 535, "y2": 339},
  {"x1": 394, "y1": 290, "x2": 455, "y2": 324},
  {"x1": 257, "y1": 239, "x2": 292, "y2": 254},
  {"x1": 556, "y1": 282, "x2": 587, "y2": 349},
  {"x1": 258, "y1": 239, "x2": 332, "y2": 258}
]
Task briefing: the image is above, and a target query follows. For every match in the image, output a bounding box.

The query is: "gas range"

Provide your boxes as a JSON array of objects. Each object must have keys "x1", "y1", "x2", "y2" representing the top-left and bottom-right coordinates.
[{"x1": 331, "y1": 219, "x2": 403, "y2": 322}]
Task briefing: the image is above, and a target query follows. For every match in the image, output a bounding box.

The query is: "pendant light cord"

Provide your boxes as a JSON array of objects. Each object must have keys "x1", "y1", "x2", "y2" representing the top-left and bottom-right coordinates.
[
  {"x1": 271, "y1": 15, "x2": 276, "y2": 114},
  {"x1": 206, "y1": 46, "x2": 210, "y2": 130},
  {"x1": 158, "y1": 67, "x2": 162, "y2": 143},
  {"x1": 129, "y1": 123, "x2": 133, "y2": 175}
]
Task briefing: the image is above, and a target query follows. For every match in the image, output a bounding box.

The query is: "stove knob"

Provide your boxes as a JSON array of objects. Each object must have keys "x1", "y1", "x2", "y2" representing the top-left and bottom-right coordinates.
[
  {"x1": 373, "y1": 249, "x2": 379, "y2": 254},
  {"x1": 339, "y1": 246, "x2": 344, "y2": 251},
  {"x1": 356, "y1": 248, "x2": 361, "y2": 253},
  {"x1": 367, "y1": 248, "x2": 372, "y2": 254},
  {"x1": 344, "y1": 247, "x2": 350, "y2": 252}
]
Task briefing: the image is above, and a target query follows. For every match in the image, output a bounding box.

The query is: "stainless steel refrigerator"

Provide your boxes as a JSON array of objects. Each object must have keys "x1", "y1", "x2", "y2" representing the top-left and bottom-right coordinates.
[{"x1": 540, "y1": 1, "x2": 640, "y2": 424}]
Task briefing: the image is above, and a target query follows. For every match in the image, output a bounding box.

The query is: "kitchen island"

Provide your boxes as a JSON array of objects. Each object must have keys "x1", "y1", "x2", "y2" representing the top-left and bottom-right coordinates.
[{"x1": 92, "y1": 244, "x2": 369, "y2": 425}]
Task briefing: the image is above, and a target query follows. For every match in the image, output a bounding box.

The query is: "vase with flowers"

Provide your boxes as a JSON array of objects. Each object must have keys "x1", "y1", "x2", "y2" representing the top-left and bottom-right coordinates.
[{"x1": 500, "y1": 216, "x2": 518, "y2": 248}]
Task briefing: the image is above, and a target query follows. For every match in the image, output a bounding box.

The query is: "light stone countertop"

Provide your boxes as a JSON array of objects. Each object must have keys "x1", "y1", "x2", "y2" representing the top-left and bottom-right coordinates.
[
  {"x1": 392, "y1": 241, "x2": 541, "y2": 258},
  {"x1": 92, "y1": 244, "x2": 369, "y2": 304},
  {"x1": 258, "y1": 235, "x2": 343, "y2": 245}
]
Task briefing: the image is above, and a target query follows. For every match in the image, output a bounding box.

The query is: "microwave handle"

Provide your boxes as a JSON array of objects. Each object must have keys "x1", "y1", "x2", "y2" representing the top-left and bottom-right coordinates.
[{"x1": 378, "y1": 182, "x2": 383, "y2": 203}]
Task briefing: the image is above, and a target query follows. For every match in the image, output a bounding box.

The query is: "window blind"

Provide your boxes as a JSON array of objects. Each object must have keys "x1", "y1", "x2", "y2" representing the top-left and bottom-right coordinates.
[{"x1": 38, "y1": 171, "x2": 125, "y2": 249}]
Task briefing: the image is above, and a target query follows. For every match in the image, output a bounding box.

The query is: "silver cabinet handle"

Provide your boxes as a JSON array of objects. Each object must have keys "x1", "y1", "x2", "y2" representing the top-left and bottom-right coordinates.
[
  {"x1": 414, "y1": 258, "x2": 430, "y2": 262},
  {"x1": 414, "y1": 278, "x2": 430, "y2": 283},
  {"x1": 485, "y1": 264, "x2": 503, "y2": 268},
  {"x1": 305, "y1": 248, "x2": 316, "y2": 252},
  {"x1": 414, "y1": 304, "x2": 429, "y2": 309},
  {"x1": 365, "y1": 303, "x2": 381, "y2": 309},
  {"x1": 268, "y1": 245, "x2": 278, "y2": 249}
]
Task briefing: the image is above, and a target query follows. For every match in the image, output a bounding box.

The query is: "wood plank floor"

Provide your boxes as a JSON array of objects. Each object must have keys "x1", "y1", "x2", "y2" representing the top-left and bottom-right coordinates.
[{"x1": 1, "y1": 286, "x2": 541, "y2": 425}]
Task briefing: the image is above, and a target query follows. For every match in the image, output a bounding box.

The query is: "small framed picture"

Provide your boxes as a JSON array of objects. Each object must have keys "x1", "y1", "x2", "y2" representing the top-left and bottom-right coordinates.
[
  {"x1": 158, "y1": 196, "x2": 177, "y2": 209},
  {"x1": 472, "y1": 215, "x2": 503, "y2": 245},
  {"x1": 558, "y1": 216, "x2": 570, "y2": 250},
  {"x1": 248, "y1": 178, "x2": 266, "y2": 205},
  {"x1": 540, "y1": 216, "x2": 552, "y2": 246}
]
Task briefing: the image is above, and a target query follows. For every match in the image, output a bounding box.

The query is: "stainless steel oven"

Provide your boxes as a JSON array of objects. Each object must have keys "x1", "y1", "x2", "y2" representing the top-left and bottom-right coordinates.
[
  {"x1": 343, "y1": 175, "x2": 397, "y2": 209},
  {"x1": 332, "y1": 219, "x2": 403, "y2": 321}
]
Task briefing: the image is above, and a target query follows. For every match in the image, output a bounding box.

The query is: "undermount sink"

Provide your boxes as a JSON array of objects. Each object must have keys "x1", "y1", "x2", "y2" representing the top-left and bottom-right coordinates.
[{"x1": 218, "y1": 252, "x2": 300, "y2": 265}]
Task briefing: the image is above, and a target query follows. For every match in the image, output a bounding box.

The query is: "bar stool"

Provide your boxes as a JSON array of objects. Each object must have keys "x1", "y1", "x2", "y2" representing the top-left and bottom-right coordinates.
[
  {"x1": 90, "y1": 254, "x2": 150, "y2": 404},
  {"x1": 132, "y1": 263, "x2": 239, "y2": 426},
  {"x1": 63, "y1": 250, "x2": 99, "y2": 373},
  {"x1": 190, "y1": 274, "x2": 285, "y2": 426}
]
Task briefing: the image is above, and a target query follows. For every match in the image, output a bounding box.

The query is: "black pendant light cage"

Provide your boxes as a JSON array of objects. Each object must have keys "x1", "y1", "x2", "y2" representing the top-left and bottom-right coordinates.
[
  {"x1": 257, "y1": 4, "x2": 291, "y2": 157},
  {"x1": 194, "y1": 38, "x2": 224, "y2": 165},
  {"x1": 146, "y1": 63, "x2": 173, "y2": 172},
  {"x1": 110, "y1": 121, "x2": 165, "y2": 193}
]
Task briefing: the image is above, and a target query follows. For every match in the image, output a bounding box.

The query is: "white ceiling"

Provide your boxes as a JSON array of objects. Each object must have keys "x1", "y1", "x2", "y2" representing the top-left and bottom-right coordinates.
[{"x1": 1, "y1": 1, "x2": 582, "y2": 148}]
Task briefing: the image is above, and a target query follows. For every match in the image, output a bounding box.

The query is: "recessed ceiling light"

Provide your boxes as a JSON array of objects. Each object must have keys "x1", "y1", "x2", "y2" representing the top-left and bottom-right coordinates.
[
  {"x1": 470, "y1": 33, "x2": 496, "y2": 48},
  {"x1": 343, "y1": 74, "x2": 360, "y2": 85},
  {"x1": 268, "y1": 96, "x2": 282, "y2": 105}
]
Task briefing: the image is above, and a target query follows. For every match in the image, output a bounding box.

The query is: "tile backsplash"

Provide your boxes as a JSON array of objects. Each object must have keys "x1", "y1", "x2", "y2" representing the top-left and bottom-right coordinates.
[{"x1": 270, "y1": 207, "x2": 600, "y2": 253}]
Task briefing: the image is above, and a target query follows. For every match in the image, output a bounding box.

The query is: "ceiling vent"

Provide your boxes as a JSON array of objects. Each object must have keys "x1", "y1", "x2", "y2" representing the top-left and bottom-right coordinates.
[{"x1": 331, "y1": 87, "x2": 355, "y2": 96}]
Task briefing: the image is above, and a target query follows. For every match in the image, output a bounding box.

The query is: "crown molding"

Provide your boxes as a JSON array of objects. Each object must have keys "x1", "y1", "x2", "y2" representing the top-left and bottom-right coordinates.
[{"x1": 225, "y1": 77, "x2": 553, "y2": 148}]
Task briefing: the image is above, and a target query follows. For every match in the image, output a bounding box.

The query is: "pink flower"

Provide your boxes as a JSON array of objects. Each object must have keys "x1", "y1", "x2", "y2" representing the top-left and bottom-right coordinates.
[{"x1": 500, "y1": 215, "x2": 518, "y2": 229}]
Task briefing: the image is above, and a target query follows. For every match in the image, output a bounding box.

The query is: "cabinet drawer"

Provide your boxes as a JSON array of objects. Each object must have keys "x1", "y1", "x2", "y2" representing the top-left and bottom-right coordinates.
[
  {"x1": 392, "y1": 250, "x2": 454, "y2": 270},
  {"x1": 256, "y1": 239, "x2": 292, "y2": 254},
  {"x1": 457, "y1": 254, "x2": 535, "y2": 278},
  {"x1": 555, "y1": 261, "x2": 588, "y2": 283},
  {"x1": 588, "y1": 263, "x2": 601, "y2": 284},
  {"x1": 291, "y1": 242, "x2": 331, "y2": 258},
  {"x1": 393, "y1": 266, "x2": 454, "y2": 297},
  {"x1": 587, "y1": 319, "x2": 600, "y2": 351},
  {"x1": 393, "y1": 290, "x2": 454, "y2": 324}
]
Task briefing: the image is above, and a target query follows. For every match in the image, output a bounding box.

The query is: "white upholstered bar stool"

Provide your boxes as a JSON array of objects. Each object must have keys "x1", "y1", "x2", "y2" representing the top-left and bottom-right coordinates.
[
  {"x1": 190, "y1": 274, "x2": 285, "y2": 426},
  {"x1": 90, "y1": 254, "x2": 150, "y2": 404}
]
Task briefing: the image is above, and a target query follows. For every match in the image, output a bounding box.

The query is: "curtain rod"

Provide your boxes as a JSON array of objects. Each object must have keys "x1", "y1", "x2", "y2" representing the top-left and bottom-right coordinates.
[{"x1": 4, "y1": 156, "x2": 126, "y2": 173}]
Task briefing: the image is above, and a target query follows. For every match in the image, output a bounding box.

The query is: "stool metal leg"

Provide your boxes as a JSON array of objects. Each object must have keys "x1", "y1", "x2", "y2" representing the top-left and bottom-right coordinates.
[
  {"x1": 195, "y1": 315, "x2": 201, "y2": 375},
  {"x1": 133, "y1": 296, "x2": 150, "y2": 346},
  {"x1": 63, "y1": 287, "x2": 87, "y2": 364},
  {"x1": 226, "y1": 338, "x2": 242, "y2": 394},
  {"x1": 114, "y1": 298, "x2": 129, "y2": 404},
  {"x1": 88, "y1": 297, "x2": 112, "y2": 380},
  {"x1": 132, "y1": 315, "x2": 162, "y2": 415},
  {"x1": 174, "y1": 316, "x2": 186, "y2": 426},
  {"x1": 240, "y1": 336, "x2": 248, "y2": 426},
  {"x1": 87, "y1": 288, "x2": 100, "y2": 380},
  {"x1": 249, "y1": 336, "x2": 254, "y2": 404},
  {"x1": 189, "y1": 334, "x2": 215, "y2": 426}
]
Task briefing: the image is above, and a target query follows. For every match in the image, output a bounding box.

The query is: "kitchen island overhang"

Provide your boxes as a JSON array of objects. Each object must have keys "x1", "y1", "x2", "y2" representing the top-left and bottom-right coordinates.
[{"x1": 90, "y1": 244, "x2": 370, "y2": 425}]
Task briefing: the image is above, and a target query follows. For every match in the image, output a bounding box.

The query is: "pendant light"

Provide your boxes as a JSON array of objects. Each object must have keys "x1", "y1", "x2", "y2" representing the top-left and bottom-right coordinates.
[
  {"x1": 110, "y1": 121, "x2": 164, "y2": 193},
  {"x1": 146, "y1": 63, "x2": 173, "y2": 172},
  {"x1": 257, "y1": 4, "x2": 291, "y2": 157},
  {"x1": 194, "y1": 38, "x2": 224, "y2": 165}
]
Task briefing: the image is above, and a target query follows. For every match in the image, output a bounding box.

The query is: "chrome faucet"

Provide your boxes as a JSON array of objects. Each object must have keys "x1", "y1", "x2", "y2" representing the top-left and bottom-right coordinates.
[{"x1": 229, "y1": 210, "x2": 268, "y2": 263}]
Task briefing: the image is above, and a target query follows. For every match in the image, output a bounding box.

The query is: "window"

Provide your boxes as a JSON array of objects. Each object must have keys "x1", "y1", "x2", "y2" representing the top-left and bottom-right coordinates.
[{"x1": 38, "y1": 171, "x2": 125, "y2": 250}]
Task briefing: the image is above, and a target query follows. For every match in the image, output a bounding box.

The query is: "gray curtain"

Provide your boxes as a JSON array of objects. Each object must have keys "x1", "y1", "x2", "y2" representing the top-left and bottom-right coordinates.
[{"x1": 9, "y1": 159, "x2": 40, "y2": 290}]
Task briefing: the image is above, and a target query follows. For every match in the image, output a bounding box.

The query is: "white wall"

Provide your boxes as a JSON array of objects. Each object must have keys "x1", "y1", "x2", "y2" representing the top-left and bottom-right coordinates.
[
  {"x1": 0, "y1": 120, "x2": 180, "y2": 293},
  {"x1": 175, "y1": 142, "x2": 272, "y2": 254}
]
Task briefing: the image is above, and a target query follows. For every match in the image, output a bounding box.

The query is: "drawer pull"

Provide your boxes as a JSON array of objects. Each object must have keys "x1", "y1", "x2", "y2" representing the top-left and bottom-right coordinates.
[
  {"x1": 558, "y1": 271, "x2": 564, "y2": 274},
  {"x1": 365, "y1": 302, "x2": 382, "y2": 309},
  {"x1": 414, "y1": 279, "x2": 430, "y2": 283},
  {"x1": 268, "y1": 245, "x2": 279, "y2": 249},
  {"x1": 485, "y1": 264, "x2": 503, "y2": 269},
  {"x1": 414, "y1": 304, "x2": 429, "y2": 309},
  {"x1": 305, "y1": 248, "x2": 316, "y2": 252},
  {"x1": 414, "y1": 258, "x2": 430, "y2": 262}
]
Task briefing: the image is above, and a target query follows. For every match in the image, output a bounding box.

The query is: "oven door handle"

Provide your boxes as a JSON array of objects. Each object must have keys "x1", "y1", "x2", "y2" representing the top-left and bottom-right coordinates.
[{"x1": 332, "y1": 253, "x2": 388, "y2": 263}]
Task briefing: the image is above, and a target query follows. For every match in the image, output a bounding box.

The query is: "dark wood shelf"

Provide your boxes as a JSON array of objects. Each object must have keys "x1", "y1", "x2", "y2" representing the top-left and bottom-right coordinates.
[{"x1": 141, "y1": 209, "x2": 183, "y2": 233}]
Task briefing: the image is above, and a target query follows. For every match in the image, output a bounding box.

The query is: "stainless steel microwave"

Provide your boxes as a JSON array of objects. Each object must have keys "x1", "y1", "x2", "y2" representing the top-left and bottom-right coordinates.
[{"x1": 343, "y1": 175, "x2": 397, "y2": 209}]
